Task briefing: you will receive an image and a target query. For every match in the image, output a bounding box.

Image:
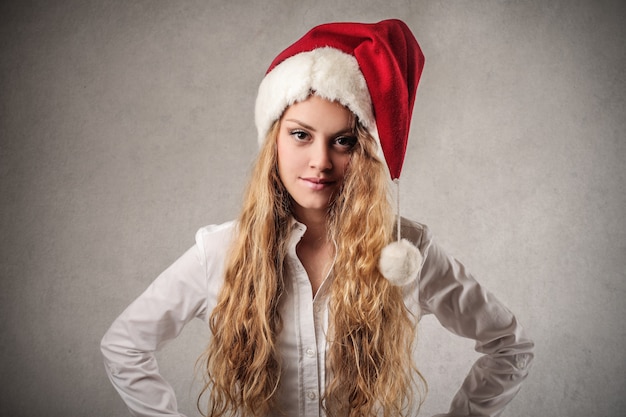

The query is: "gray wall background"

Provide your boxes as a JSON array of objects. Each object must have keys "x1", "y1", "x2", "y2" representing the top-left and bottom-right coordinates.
[{"x1": 1, "y1": 1, "x2": 624, "y2": 416}]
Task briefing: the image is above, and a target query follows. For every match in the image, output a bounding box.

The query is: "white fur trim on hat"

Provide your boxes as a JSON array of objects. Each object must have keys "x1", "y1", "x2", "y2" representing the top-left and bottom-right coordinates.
[{"x1": 255, "y1": 47, "x2": 379, "y2": 145}]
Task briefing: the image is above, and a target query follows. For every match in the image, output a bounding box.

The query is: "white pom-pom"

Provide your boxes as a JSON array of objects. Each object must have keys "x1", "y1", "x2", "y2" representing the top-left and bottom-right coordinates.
[{"x1": 378, "y1": 239, "x2": 423, "y2": 286}]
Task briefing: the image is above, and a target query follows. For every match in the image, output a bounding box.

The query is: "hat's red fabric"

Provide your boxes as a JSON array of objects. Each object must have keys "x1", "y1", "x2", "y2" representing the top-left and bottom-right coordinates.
[{"x1": 267, "y1": 19, "x2": 425, "y2": 179}]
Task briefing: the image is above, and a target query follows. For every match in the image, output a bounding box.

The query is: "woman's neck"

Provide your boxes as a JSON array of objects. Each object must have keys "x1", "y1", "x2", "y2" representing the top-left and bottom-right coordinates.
[
  {"x1": 292, "y1": 208, "x2": 334, "y2": 297},
  {"x1": 293, "y1": 208, "x2": 329, "y2": 245}
]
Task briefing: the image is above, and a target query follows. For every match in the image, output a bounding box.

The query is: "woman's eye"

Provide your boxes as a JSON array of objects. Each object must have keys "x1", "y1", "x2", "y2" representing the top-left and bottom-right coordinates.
[
  {"x1": 335, "y1": 136, "x2": 357, "y2": 149},
  {"x1": 290, "y1": 130, "x2": 309, "y2": 141}
]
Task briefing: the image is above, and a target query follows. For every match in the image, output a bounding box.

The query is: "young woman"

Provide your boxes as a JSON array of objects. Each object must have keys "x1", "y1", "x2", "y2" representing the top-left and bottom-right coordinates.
[{"x1": 101, "y1": 19, "x2": 534, "y2": 417}]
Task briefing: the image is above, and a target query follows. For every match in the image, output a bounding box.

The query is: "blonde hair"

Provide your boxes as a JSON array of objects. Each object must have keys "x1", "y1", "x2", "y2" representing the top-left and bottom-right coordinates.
[
  {"x1": 325, "y1": 124, "x2": 425, "y2": 416},
  {"x1": 198, "y1": 118, "x2": 425, "y2": 417}
]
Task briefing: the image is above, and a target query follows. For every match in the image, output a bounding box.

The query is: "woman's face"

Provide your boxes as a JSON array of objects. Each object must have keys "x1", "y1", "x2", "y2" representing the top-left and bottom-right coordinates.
[{"x1": 277, "y1": 95, "x2": 357, "y2": 219}]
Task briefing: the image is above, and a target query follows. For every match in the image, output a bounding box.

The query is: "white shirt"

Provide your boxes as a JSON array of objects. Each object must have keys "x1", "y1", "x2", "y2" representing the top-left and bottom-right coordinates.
[{"x1": 101, "y1": 218, "x2": 534, "y2": 417}]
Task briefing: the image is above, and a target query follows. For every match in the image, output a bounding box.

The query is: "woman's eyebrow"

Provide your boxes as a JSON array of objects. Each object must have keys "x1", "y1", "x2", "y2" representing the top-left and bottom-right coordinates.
[
  {"x1": 284, "y1": 119, "x2": 316, "y2": 132},
  {"x1": 284, "y1": 119, "x2": 355, "y2": 136}
]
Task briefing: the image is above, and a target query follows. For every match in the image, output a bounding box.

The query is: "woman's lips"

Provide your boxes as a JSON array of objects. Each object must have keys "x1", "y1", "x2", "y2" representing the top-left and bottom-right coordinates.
[{"x1": 300, "y1": 177, "x2": 335, "y2": 191}]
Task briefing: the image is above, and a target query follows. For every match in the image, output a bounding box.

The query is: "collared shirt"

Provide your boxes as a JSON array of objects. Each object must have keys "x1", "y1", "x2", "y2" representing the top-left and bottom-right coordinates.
[{"x1": 101, "y1": 218, "x2": 534, "y2": 417}]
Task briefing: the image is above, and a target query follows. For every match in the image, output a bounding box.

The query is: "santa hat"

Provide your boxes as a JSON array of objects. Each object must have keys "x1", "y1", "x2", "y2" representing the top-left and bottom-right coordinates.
[{"x1": 254, "y1": 19, "x2": 425, "y2": 285}]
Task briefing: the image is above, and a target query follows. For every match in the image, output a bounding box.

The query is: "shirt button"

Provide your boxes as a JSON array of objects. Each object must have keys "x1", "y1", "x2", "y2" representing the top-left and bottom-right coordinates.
[
  {"x1": 305, "y1": 348, "x2": 315, "y2": 357},
  {"x1": 307, "y1": 391, "x2": 317, "y2": 400}
]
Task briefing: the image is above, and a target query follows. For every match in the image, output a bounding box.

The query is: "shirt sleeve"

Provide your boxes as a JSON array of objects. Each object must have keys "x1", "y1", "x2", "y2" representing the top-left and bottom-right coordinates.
[
  {"x1": 418, "y1": 236, "x2": 534, "y2": 417},
  {"x1": 100, "y1": 243, "x2": 209, "y2": 417}
]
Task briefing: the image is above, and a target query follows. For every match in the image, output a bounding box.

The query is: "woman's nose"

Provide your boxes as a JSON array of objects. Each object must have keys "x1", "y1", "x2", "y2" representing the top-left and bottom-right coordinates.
[{"x1": 309, "y1": 140, "x2": 332, "y2": 171}]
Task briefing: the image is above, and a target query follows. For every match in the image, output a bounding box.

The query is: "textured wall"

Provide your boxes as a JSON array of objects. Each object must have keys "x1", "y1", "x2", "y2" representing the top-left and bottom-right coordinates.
[{"x1": 1, "y1": 1, "x2": 624, "y2": 416}]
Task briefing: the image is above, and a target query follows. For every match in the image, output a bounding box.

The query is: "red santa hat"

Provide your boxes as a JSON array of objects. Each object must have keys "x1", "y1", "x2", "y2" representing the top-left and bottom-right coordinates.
[{"x1": 254, "y1": 19, "x2": 425, "y2": 285}]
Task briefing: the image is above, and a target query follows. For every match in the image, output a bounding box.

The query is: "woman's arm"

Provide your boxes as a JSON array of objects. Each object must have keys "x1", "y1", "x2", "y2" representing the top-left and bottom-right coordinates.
[
  {"x1": 418, "y1": 237, "x2": 534, "y2": 417},
  {"x1": 100, "y1": 244, "x2": 209, "y2": 417}
]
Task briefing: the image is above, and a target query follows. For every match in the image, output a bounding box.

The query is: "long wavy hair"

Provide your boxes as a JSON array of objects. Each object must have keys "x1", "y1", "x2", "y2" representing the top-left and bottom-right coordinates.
[{"x1": 197, "y1": 115, "x2": 425, "y2": 417}]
